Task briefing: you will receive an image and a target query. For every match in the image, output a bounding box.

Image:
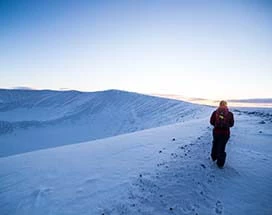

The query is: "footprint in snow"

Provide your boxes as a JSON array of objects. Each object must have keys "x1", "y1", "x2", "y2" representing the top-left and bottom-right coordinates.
[
  {"x1": 215, "y1": 200, "x2": 223, "y2": 214},
  {"x1": 85, "y1": 178, "x2": 98, "y2": 184},
  {"x1": 26, "y1": 187, "x2": 52, "y2": 208},
  {"x1": 157, "y1": 162, "x2": 166, "y2": 167},
  {"x1": 200, "y1": 164, "x2": 206, "y2": 169}
]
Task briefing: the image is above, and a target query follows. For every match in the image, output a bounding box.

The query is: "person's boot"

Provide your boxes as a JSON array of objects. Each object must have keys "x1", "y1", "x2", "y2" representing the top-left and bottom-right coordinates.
[{"x1": 216, "y1": 152, "x2": 226, "y2": 168}]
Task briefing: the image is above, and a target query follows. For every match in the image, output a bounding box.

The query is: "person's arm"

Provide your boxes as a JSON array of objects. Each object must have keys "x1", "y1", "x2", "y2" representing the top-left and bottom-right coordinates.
[
  {"x1": 229, "y1": 112, "x2": 234, "y2": 127},
  {"x1": 210, "y1": 111, "x2": 216, "y2": 126}
]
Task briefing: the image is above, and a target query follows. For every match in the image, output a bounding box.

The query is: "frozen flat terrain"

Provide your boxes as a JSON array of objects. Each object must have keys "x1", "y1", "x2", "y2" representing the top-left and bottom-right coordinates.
[{"x1": 0, "y1": 90, "x2": 271, "y2": 214}]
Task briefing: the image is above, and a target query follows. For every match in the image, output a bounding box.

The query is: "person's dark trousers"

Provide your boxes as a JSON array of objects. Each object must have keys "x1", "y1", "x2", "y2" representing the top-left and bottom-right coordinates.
[{"x1": 211, "y1": 134, "x2": 230, "y2": 167}]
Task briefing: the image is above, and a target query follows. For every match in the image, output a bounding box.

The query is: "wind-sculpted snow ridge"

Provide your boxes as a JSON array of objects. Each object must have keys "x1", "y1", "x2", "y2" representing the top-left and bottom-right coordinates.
[
  {"x1": 0, "y1": 89, "x2": 211, "y2": 157},
  {"x1": 0, "y1": 108, "x2": 271, "y2": 214}
]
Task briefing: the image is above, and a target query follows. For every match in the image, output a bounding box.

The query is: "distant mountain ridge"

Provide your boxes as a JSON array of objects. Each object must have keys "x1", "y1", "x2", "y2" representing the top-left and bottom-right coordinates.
[
  {"x1": 229, "y1": 98, "x2": 272, "y2": 103},
  {"x1": 153, "y1": 93, "x2": 272, "y2": 107},
  {"x1": 0, "y1": 89, "x2": 210, "y2": 157}
]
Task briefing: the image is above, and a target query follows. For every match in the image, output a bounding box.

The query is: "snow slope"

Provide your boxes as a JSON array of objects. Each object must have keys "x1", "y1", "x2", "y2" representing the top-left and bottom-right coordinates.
[
  {"x1": 0, "y1": 106, "x2": 271, "y2": 215},
  {"x1": 0, "y1": 89, "x2": 209, "y2": 157}
]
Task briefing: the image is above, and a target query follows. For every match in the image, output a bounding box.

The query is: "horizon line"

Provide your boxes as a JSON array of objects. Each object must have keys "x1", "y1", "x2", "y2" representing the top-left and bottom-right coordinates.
[{"x1": 1, "y1": 87, "x2": 272, "y2": 102}]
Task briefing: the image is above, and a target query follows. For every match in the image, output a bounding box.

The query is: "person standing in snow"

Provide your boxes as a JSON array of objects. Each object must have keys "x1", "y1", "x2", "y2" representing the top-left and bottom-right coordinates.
[{"x1": 210, "y1": 100, "x2": 234, "y2": 168}]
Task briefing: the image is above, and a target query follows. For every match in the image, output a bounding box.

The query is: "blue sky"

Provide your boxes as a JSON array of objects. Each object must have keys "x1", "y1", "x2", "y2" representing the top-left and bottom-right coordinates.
[{"x1": 0, "y1": 0, "x2": 271, "y2": 99}]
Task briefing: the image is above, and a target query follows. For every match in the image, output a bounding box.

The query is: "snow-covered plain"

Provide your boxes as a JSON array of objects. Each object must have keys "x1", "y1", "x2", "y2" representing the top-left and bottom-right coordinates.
[{"x1": 0, "y1": 90, "x2": 272, "y2": 215}]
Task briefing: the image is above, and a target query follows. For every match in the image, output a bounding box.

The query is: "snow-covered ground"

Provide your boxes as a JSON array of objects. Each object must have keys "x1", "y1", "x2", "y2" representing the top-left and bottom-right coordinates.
[
  {"x1": 0, "y1": 98, "x2": 271, "y2": 214},
  {"x1": 0, "y1": 89, "x2": 209, "y2": 157}
]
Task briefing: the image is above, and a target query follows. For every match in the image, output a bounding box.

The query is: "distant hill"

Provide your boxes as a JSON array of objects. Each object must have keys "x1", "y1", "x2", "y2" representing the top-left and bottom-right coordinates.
[
  {"x1": 229, "y1": 98, "x2": 272, "y2": 103},
  {"x1": 153, "y1": 93, "x2": 272, "y2": 108},
  {"x1": 0, "y1": 89, "x2": 210, "y2": 157}
]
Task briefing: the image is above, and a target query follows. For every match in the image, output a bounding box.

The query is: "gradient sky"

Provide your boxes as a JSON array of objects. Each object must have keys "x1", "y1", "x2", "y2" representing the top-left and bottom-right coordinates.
[{"x1": 0, "y1": 0, "x2": 271, "y2": 99}]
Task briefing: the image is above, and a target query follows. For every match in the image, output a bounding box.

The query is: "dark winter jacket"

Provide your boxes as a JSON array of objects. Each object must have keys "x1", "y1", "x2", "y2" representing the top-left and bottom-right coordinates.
[{"x1": 210, "y1": 107, "x2": 234, "y2": 136}]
